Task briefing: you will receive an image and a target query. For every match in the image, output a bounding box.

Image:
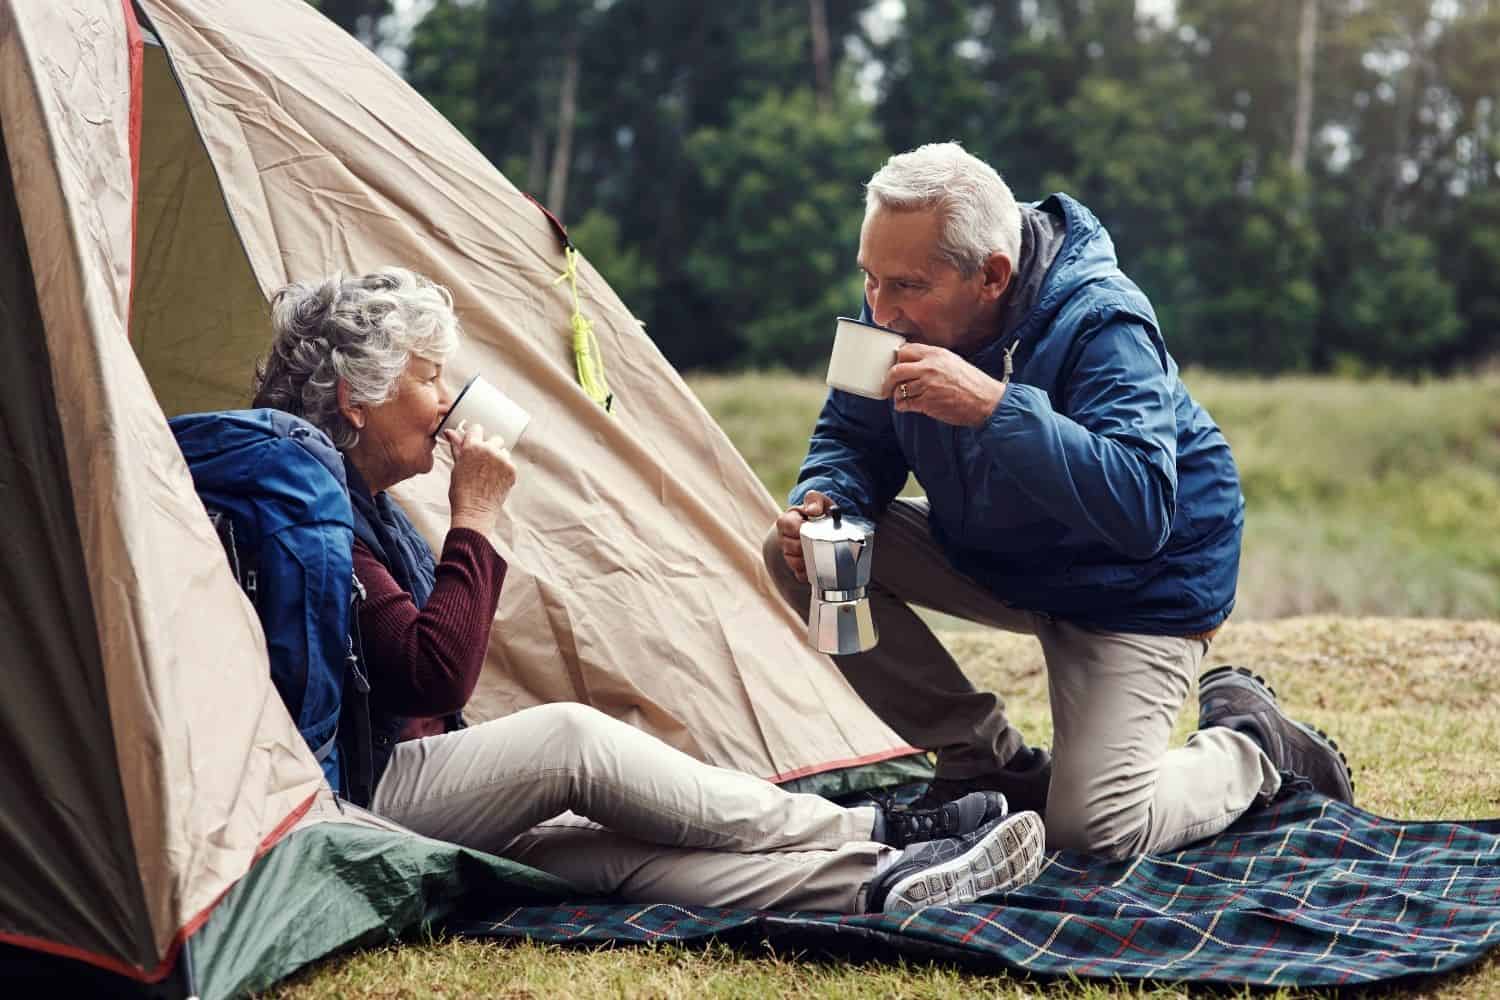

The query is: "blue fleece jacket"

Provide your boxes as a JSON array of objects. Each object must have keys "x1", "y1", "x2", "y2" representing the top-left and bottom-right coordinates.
[{"x1": 791, "y1": 194, "x2": 1244, "y2": 636}]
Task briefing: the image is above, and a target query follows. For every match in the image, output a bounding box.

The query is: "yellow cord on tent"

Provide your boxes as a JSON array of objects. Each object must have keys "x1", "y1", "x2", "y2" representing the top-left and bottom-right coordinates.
[{"x1": 553, "y1": 246, "x2": 613, "y2": 412}]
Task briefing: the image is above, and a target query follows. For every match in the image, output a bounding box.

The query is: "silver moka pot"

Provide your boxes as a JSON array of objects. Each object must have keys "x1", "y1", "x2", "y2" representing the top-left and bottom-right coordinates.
[{"x1": 798, "y1": 505, "x2": 878, "y2": 655}]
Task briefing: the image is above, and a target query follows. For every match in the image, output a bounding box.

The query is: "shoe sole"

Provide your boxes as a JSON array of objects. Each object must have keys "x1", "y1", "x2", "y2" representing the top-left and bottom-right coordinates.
[
  {"x1": 881, "y1": 811, "x2": 1046, "y2": 915},
  {"x1": 1199, "y1": 668, "x2": 1356, "y2": 800}
]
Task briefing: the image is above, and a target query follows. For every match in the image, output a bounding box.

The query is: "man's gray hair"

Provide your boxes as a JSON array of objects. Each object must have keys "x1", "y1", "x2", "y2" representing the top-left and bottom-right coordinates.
[
  {"x1": 253, "y1": 267, "x2": 460, "y2": 450},
  {"x1": 864, "y1": 142, "x2": 1022, "y2": 276}
]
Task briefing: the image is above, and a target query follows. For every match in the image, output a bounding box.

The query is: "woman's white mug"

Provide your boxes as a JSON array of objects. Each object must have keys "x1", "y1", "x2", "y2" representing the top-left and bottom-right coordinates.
[
  {"x1": 824, "y1": 317, "x2": 906, "y2": 399},
  {"x1": 433, "y1": 374, "x2": 531, "y2": 449}
]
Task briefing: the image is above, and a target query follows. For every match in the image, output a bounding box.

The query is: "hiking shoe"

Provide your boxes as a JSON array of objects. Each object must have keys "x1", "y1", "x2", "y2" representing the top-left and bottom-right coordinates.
[
  {"x1": 1198, "y1": 665, "x2": 1355, "y2": 804},
  {"x1": 910, "y1": 746, "x2": 1052, "y2": 817},
  {"x1": 867, "y1": 811, "x2": 1046, "y2": 915},
  {"x1": 877, "y1": 791, "x2": 1009, "y2": 849}
]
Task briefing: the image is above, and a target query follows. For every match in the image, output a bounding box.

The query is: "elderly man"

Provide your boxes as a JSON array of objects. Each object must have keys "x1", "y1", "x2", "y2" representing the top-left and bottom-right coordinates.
[{"x1": 765, "y1": 142, "x2": 1353, "y2": 857}]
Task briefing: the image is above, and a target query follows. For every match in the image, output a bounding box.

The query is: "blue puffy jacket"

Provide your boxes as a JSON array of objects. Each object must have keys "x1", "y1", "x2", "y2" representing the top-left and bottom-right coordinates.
[{"x1": 791, "y1": 194, "x2": 1244, "y2": 636}]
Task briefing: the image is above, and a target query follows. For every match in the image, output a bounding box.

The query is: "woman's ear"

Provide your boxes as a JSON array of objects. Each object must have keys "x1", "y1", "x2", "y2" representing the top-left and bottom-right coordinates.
[{"x1": 336, "y1": 379, "x2": 365, "y2": 429}]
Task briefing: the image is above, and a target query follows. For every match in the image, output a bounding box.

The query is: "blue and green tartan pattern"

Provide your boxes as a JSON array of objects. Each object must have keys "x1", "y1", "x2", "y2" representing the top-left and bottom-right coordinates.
[{"x1": 452, "y1": 792, "x2": 1500, "y2": 987}]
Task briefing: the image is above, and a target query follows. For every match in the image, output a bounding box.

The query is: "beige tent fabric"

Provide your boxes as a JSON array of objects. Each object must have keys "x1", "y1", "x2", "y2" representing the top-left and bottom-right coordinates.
[
  {"x1": 3, "y1": 1, "x2": 324, "y2": 971},
  {"x1": 139, "y1": 0, "x2": 914, "y2": 781},
  {"x1": 0, "y1": 9, "x2": 151, "y2": 970}
]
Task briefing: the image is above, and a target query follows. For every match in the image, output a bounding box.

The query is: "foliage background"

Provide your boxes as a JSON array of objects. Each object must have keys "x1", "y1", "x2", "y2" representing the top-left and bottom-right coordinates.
[
  {"x1": 321, "y1": 0, "x2": 1500, "y2": 375},
  {"x1": 309, "y1": 1, "x2": 1499, "y2": 624},
  {"x1": 691, "y1": 370, "x2": 1500, "y2": 620}
]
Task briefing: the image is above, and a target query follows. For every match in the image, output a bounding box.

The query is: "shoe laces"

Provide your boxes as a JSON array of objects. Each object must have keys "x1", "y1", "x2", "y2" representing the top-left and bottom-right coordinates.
[{"x1": 890, "y1": 804, "x2": 954, "y2": 845}]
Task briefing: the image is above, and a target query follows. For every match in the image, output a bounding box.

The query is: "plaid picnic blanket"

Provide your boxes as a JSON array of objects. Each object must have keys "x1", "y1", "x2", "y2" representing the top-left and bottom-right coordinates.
[{"x1": 449, "y1": 790, "x2": 1500, "y2": 987}]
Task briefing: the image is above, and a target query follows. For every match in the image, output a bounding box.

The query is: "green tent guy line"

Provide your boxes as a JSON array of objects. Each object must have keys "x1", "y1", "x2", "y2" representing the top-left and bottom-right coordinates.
[{"x1": 555, "y1": 245, "x2": 615, "y2": 412}]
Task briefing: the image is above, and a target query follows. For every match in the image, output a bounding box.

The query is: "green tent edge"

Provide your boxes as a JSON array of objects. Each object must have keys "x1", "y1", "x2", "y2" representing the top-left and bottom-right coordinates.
[
  {"x1": 194, "y1": 752, "x2": 932, "y2": 996},
  {"x1": 779, "y1": 752, "x2": 933, "y2": 799},
  {"x1": 191, "y1": 817, "x2": 572, "y2": 999}
]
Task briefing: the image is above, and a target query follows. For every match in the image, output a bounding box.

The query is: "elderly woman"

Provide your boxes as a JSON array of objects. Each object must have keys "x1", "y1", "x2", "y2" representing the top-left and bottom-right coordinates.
[{"x1": 249, "y1": 267, "x2": 1046, "y2": 914}]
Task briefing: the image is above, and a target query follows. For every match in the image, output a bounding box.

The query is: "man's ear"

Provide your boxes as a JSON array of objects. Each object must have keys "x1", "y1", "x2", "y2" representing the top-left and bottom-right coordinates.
[
  {"x1": 336, "y1": 379, "x2": 365, "y2": 429},
  {"x1": 979, "y1": 251, "x2": 1014, "y2": 303}
]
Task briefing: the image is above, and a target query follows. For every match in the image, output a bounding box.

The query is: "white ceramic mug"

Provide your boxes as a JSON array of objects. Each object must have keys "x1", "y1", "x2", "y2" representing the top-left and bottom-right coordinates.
[
  {"x1": 824, "y1": 316, "x2": 906, "y2": 399},
  {"x1": 433, "y1": 374, "x2": 531, "y2": 449}
]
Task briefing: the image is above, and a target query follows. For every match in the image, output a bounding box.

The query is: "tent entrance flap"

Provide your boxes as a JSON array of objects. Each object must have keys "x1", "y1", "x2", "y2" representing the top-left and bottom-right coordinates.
[
  {"x1": 130, "y1": 38, "x2": 267, "y2": 416},
  {"x1": 0, "y1": 113, "x2": 156, "y2": 978}
]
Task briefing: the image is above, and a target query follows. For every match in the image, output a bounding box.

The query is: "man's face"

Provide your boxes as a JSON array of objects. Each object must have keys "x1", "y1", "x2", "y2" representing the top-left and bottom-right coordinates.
[{"x1": 857, "y1": 206, "x2": 1010, "y2": 354}]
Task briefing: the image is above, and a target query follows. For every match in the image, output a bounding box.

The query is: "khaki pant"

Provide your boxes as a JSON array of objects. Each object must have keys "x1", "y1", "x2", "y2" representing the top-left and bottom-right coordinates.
[
  {"x1": 764, "y1": 498, "x2": 1280, "y2": 857},
  {"x1": 371, "y1": 702, "x2": 891, "y2": 912}
]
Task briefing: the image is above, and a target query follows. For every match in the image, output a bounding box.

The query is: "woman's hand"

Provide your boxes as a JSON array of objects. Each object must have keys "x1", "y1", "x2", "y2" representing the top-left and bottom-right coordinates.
[{"x1": 444, "y1": 422, "x2": 517, "y2": 533}]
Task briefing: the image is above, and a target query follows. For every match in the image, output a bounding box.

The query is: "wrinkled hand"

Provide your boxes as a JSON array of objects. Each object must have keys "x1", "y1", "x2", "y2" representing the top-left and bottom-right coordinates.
[
  {"x1": 444, "y1": 422, "x2": 517, "y2": 533},
  {"x1": 882, "y1": 342, "x2": 1006, "y2": 427},
  {"x1": 774, "y1": 489, "x2": 832, "y2": 584}
]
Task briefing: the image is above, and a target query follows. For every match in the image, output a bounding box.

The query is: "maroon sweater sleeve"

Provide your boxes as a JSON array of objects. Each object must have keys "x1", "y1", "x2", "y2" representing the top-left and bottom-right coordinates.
[{"x1": 351, "y1": 527, "x2": 506, "y2": 719}]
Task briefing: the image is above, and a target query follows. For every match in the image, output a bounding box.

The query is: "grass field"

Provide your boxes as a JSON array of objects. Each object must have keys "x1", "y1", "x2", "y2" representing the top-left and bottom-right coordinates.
[
  {"x1": 689, "y1": 371, "x2": 1500, "y2": 621},
  {"x1": 275, "y1": 374, "x2": 1500, "y2": 998}
]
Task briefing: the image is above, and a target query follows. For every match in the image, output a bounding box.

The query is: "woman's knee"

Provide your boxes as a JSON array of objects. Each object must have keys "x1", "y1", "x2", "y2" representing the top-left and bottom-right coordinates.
[{"x1": 520, "y1": 702, "x2": 617, "y2": 754}]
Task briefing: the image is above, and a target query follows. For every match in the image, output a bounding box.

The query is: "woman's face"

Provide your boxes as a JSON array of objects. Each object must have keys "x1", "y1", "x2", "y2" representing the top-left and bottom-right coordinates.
[{"x1": 350, "y1": 356, "x2": 454, "y2": 491}]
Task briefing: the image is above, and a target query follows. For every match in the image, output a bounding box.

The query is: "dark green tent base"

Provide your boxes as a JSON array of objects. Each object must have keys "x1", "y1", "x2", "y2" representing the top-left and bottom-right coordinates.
[
  {"x1": 779, "y1": 751, "x2": 932, "y2": 799},
  {"x1": 188, "y1": 817, "x2": 572, "y2": 998},
  {"x1": 0, "y1": 817, "x2": 568, "y2": 999},
  {"x1": 446, "y1": 792, "x2": 1500, "y2": 990}
]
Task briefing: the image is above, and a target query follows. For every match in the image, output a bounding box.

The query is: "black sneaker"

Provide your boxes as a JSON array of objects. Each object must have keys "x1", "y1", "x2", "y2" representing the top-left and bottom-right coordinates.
[
  {"x1": 910, "y1": 746, "x2": 1052, "y2": 817},
  {"x1": 866, "y1": 811, "x2": 1046, "y2": 915},
  {"x1": 878, "y1": 791, "x2": 1009, "y2": 849},
  {"x1": 1198, "y1": 665, "x2": 1355, "y2": 804}
]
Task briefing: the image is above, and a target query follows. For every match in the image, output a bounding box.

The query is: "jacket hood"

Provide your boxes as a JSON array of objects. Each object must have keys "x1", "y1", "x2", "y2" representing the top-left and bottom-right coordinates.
[{"x1": 976, "y1": 194, "x2": 1140, "y2": 369}]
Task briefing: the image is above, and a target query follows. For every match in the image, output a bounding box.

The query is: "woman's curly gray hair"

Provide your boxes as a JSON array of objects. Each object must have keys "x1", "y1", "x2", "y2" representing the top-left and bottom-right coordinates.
[{"x1": 252, "y1": 267, "x2": 460, "y2": 450}]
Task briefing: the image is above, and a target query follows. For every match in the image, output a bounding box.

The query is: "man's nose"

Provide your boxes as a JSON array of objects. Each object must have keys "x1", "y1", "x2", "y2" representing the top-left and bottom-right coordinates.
[{"x1": 869, "y1": 291, "x2": 900, "y2": 329}]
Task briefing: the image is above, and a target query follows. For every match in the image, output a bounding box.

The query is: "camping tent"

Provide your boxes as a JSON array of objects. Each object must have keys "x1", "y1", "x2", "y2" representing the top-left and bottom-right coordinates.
[{"x1": 0, "y1": 0, "x2": 924, "y2": 994}]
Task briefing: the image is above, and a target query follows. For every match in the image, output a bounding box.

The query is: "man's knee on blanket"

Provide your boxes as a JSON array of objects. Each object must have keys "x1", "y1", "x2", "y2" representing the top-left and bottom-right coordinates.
[{"x1": 1045, "y1": 788, "x2": 1155, "y2": 859}]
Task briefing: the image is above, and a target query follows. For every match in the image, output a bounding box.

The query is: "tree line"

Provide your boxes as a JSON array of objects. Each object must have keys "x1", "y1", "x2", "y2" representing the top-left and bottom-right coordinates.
[{"x1": 316, "y1": 0, "x2": 1500, "y2": 375}]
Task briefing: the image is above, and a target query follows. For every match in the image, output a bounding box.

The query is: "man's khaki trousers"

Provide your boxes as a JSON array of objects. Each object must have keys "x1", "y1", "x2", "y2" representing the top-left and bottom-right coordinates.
[
  {"x1": 764, "y1": 498, "x2": 1279, "y2": 857},
  {"x1": 372, "y1": 702, "x2": 891, "y2": 912}
]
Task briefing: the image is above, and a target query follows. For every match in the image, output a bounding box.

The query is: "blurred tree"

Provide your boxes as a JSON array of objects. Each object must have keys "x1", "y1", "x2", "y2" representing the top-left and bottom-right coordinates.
[
  {"x1": 1290, "y1": 0, "x2": 1319, "y2": 177},
  {"x1": 1304, "y1": 0, "x2": 1479, "y2": 370},
  {"x1": 1442, "y1": 190, "x2": 1500, "y2": 365},
  {"x1": 873, "y1": 0, "x2": 997, "y2": 153},
  {"x1": 1327, "y1": 231, "x2": 1464, "y2": 369},
  {"x1": 1047, "y1": 52, "x2": 1323, "y2": 370},
  {"x1": 394, "y1": 0, "x2": 1499, "y2": 373},
  {"x1": 410, "y1": 0, "x2": 871, "y2": 369},
  {"x1": 308, "y1": 0, "x2": 392, "y2": 48},
  {"x1": 685, "y1": 88, "x2": 885, "y2": 368}
]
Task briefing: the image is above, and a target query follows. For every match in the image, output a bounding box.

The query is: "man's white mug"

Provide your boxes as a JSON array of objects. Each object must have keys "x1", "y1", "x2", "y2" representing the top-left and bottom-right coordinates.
[
  {"x1": 824, "y1": 317, "x2": 907, "y2": 399},
  {"x1": 434, "y1": 374, "x2": 531, "y2": 449}
]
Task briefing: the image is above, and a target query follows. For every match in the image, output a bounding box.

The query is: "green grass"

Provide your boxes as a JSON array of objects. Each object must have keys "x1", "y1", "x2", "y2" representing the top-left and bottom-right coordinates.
[
  {"x1": 273, "y1": 373, "x2": 1500, "y2": 997},
  {"x1": 690, "y1": 371, "x2": 1500, "y2": 620},
  {"x1": 273, "y1": 617, "x2": 1500, "y2": 998}
]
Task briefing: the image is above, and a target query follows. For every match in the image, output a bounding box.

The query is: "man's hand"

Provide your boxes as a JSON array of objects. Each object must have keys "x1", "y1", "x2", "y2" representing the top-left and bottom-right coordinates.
[
  {"x1": 774, "y1": 489, "x2": 832, "y2": 584},
  {"x1": 882, "y1": 342, "x2": 1006, "y2": 427}
]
